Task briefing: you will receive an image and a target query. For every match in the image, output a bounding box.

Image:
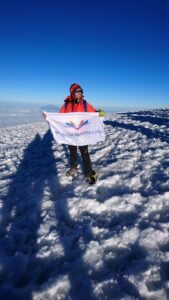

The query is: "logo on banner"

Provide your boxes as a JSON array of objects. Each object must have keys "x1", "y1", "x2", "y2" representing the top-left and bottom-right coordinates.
[{"x1": 65, "y1": 119, "x2": 89, "y2": 130}]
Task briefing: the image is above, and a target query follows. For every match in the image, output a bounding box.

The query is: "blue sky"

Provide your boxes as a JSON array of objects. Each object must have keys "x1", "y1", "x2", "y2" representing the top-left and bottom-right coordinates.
[{"x1": 0, "y1": 0, "x2": 169, "y2": 110}]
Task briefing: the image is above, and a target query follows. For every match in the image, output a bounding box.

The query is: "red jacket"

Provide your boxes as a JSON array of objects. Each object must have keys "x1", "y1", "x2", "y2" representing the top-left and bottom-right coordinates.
[{"x1": 60, "y1": 98, "x2": 96, "y2": 113}]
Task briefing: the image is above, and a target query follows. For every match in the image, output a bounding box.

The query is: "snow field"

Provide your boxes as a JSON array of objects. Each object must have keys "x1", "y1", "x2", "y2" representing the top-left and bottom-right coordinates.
[{"x1": 0, "y1": 110, "x2": 169, "y2": 299}]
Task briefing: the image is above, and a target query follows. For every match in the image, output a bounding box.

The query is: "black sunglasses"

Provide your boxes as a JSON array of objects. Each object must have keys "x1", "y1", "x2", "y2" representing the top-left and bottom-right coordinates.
[{"x1": 75, "y1": 89, "x2": 83, "y2": 93}]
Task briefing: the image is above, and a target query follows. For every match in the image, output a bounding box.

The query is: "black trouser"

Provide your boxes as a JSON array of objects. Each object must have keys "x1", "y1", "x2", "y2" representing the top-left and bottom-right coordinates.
[{"x1": 68, "y1": 145, "x2": 93, "y2": 176}]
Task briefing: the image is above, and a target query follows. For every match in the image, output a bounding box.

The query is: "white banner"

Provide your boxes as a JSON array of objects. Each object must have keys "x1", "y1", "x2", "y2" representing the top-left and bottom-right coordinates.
[{"x1": 45, "y1": 112, "x2": 105, "y2": 146}]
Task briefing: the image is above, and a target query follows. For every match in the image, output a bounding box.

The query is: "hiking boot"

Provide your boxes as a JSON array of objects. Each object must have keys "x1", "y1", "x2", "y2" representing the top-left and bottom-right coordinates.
[
  {"x1": 85, "y1": 170, "x2": 97, "y2": 184},
  {"x1": 66, "y1": 167, "x2": 78, "y2": 177}
]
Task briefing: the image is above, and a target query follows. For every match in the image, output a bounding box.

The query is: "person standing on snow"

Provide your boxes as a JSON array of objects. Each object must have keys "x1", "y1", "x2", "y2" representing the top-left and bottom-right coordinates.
[{"x1": 60, "y1": 83, "x2": 97, "y2": 184}]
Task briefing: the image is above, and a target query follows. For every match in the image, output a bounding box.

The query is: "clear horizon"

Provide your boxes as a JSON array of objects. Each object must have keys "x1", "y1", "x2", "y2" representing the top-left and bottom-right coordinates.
[{"x1": 0, "y1": 99, "x2": 168, "y2": 113}]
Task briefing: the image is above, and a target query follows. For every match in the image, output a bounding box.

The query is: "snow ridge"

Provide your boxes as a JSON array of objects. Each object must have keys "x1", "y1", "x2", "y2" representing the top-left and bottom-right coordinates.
[{"x1": 0, "y1": 109, "x2": 169, "y2": 300}]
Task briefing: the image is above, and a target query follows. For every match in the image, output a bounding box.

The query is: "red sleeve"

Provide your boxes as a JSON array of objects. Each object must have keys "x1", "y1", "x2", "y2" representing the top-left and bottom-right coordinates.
[{"x1": 86, "y1": 102, "x2": 97, "y2": 112}]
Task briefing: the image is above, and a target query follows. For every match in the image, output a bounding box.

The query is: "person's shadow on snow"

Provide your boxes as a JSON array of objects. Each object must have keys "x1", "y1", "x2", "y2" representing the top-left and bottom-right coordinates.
[
  {"x1": 0, "y1": 131, "x2": 54, "y2": 299},
  {"x1": 0, "y1": 129, "x2": 95, "y2": 300},
  {"x1": 0, "y1": 126, "x2": 155, "y2": 300}
]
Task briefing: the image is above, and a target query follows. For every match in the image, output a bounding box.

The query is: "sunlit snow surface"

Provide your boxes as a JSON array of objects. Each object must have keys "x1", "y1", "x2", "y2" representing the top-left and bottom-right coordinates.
[{"x1": 0, "y1": 109, "x2": 169, "y2": 300}]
